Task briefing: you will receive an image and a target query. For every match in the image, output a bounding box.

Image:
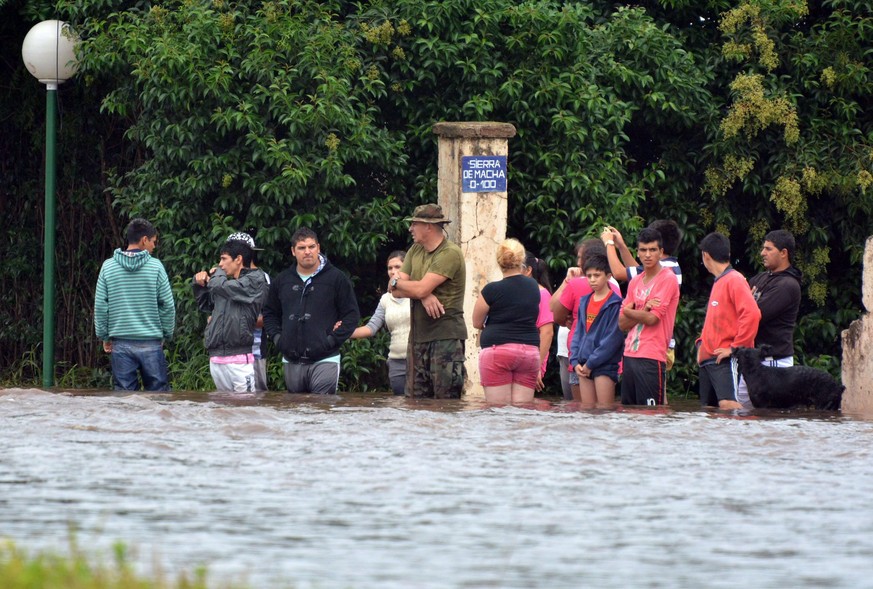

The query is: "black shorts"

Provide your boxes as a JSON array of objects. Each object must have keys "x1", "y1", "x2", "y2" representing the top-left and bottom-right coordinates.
[
  {"x1": 619, "y1": 356, "x2": 666, "y2": 406},
  {"x1": 698, "y1": 358, "x2": 738, "y2": 407}
]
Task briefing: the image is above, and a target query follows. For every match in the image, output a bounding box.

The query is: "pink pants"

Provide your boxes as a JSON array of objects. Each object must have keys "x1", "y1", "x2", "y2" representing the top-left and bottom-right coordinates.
[{"x1": 479, "y1": 343, "x2": 540, "y2": 389}]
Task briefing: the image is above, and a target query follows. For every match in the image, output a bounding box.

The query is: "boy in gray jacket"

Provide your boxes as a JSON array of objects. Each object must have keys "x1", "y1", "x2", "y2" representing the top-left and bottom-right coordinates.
[{"x1": 192, "y1": 240, "x2": 268, "y2": 392}]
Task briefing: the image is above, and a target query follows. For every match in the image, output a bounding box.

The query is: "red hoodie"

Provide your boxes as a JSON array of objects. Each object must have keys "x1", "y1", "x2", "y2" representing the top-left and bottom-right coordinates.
[{"x1": 696, "y1": 268, "x2": 761, "y2": 363}]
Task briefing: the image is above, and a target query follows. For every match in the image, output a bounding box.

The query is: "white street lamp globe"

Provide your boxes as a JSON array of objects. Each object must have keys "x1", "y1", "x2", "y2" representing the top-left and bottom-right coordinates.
[{"x1": 21, "y1": 20, "x2": 79, "y2": 88}]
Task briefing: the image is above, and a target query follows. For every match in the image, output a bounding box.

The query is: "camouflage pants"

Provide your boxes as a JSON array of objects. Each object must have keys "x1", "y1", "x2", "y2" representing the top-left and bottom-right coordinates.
[{"x1": 406, "y1": 339, "x2": 466, "y2": 399}]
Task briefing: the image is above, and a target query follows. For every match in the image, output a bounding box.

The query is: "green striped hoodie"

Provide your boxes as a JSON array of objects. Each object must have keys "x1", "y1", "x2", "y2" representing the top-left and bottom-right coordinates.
[{"x1": 94, "y1": 248, "x2": 175, "y2": 341}]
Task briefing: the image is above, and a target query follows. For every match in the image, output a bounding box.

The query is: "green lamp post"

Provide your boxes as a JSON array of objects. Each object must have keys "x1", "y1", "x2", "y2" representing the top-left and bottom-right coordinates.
[{"x1": 21, "y1": 20, "x2": 79, "y2": 388}]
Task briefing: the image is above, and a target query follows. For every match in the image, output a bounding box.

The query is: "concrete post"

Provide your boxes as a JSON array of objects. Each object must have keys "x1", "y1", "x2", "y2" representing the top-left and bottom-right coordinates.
[
  {"x1": 432, "y1": 121, "x2": 517, "y2": 397},
  {"x1": 841, "y1": 236, "x2": 873, "y2": 415}
]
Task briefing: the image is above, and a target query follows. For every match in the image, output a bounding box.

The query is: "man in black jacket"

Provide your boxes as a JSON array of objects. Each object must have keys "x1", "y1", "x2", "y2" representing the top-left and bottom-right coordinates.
[
  {"x1": 737, "y1": 229, "x2": 803, "y2": 408},
  {"x1": 262, "y1": 227, "x2": 360, "y2": 394}
]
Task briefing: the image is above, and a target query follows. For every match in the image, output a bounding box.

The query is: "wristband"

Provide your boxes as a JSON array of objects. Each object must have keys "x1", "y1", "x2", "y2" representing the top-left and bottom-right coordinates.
[{"x1": 605, "y1": 240, "x2": 615, "y2": 246}]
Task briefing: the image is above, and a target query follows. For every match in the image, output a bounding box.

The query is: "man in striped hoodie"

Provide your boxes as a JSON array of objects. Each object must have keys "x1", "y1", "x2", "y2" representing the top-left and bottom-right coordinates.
[{"x1": 94, "y1": 218, "x2": 176, "y2": 391}]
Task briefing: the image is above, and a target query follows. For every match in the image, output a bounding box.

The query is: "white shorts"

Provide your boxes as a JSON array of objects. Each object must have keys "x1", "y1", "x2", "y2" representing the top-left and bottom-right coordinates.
[{"x1": 210, "y1": 361, "x2": 256, "y2": 393}]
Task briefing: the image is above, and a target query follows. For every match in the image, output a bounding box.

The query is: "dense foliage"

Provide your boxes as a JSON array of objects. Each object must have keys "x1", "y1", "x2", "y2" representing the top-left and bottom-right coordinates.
[{"x1": 1, "y1": 0, "x2": 869, "y2": 393}]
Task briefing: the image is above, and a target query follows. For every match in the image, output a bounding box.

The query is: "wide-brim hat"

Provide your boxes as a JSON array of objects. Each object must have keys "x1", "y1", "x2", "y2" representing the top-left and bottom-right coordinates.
[
  {"x1": 226, "y1": 231, "x2": 263, "y2": 251},
  {"x1": 405, "y1": 203, "x2": 451, "y2": 224}
]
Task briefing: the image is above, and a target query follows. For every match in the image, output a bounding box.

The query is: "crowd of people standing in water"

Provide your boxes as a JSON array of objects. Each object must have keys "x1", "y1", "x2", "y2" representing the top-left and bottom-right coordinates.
[{"x1": 94, "y1": 203, "x2": 802, "y2": 409}]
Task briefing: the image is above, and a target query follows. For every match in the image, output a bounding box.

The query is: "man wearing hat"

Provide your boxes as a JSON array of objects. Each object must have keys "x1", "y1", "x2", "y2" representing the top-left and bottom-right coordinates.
[{"x1": 389, "y1": 203, "x2": 467, "y2": 398}]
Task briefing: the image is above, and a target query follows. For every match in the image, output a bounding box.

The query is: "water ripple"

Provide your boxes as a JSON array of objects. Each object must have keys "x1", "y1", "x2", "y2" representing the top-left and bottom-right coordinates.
[{"x1": 1, "y1": 387, "x2": 872, "y2": 588}]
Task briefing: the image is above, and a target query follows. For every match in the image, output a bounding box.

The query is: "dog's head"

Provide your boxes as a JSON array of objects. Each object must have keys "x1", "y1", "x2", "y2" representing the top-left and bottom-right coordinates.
[
  {"x1": 731, "y1": 345, "x2": 773, "y2": 371},
  {"x1": 732, "y1": 346, "x2": 758, "y2": 362}
]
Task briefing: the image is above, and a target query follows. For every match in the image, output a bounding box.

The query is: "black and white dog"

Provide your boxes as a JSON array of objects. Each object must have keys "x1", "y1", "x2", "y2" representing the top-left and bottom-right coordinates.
[{"x1": 732, "y1": 345, "x2": 844, "y2": 410}]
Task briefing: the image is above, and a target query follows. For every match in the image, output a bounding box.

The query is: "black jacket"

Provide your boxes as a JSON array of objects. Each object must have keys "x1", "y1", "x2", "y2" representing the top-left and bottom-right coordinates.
[
  {"x1": 749, "y1": 266, "x2": 802, "y2": 358},
  {"x1": 262, "y1": 255, "x2": 360, "y2": 363}
]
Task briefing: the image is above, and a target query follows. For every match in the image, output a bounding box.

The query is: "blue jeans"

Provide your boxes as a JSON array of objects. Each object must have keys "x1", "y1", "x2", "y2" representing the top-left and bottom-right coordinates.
[{"x1": 110, "y1": 339, "x2": 170, "y2": 391}]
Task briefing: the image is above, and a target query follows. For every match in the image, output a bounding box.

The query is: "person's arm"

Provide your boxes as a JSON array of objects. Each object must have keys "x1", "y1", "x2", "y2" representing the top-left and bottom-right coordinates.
[
  {"x1": 192, "y1": 270, "x2": 214, "y2": 313},
  {"x1": 157, "y1": 265, "x2": 175, "y2": 341},
  {"x1": 390, "y1": 272, "x2": 447, "y2": 300},
  {"x1": 568, "y1": 305, "x2": 585, "y2": 369},
  {"x1": 601, "y1": 227, "x2": 630, "y2": 282},
  {"x1": 351, "y1": 301, "x2": 386, "y2": 340},
  {"x1": 619, "y1": 304, "x2": 660, "y2": 330},
  {"x1": 94, "y1": 265, "x2": 111, "y2": 352},
  {"x1": 533, "y1": 288, "x2": 555, "y2": 367},
  {"x1": 538, "y1": 322, "x2": 554, "y2": 367},
  {"x1": 618, "y1": 289, "x2": 662, "y2": 330},
  {"x1": 351, "y1": 326, "x2": 374, "y2": 339},
  {"x1": 208, "y1": 268, "x2": 260, "y2": 302},
  {"x1": 472, "y1": 292, "x2": 490, "y2": 329},
  {"x1": 731, "y1": 278, "x2": 762, "y2": 350},
  {"x1": 612, "y1": 227, "x2": 638, "y2": 268},
  {"x1": 550, "y1": 286, "x2": 571, "y2": 326},
  {"x1": 262, "y1": 278, "x2": 283, "y2": 342},
  {"x1": 619, "y1": 270, "x2": 677, "y2": 331},
  {"x1": 614, "y1": 237, "x2": 638, "y2": 268},
  {"x1": 550, "y1": 270, "x2": 580, "y2": 325},
  {"x1": 330, "y1": 275, "x2": 361, "y2": 347},
  {"x1": 391, "y1": 271, "x2": 447, "y2": 319}
]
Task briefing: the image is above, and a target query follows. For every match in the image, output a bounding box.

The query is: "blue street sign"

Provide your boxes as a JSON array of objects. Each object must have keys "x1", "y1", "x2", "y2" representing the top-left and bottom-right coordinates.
[{"x1": 461, "y1": 155, "x2": 507, "y2": 193}]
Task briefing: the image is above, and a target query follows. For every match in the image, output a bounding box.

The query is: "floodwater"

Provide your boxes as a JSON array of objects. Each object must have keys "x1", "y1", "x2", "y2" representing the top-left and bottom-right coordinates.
[{"x1": 1, "y1": 388, "x2": 872, "y2": 589}]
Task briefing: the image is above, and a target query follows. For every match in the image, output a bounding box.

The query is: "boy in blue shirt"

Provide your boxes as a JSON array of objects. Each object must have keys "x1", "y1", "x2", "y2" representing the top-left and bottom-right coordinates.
[{"x1": 569, "y1": 254, "x2": 625, "y2": 408}]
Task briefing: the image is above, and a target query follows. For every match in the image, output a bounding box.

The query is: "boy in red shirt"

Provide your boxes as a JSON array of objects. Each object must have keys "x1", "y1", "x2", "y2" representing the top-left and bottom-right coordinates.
[
  {"x1": 696, "y1": 232, "x2": 761, "y2": 409},
  {"x1": 618, "y1": 228, "x2": 680, "y2": 406}
]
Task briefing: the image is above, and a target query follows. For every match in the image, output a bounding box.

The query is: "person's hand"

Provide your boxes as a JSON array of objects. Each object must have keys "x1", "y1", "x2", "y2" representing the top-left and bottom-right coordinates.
[
  {"x1": 714, "y1": 348, "x2": 732, "y2": 364},
  {"x1": 574, "y1": 364, "x2": 585, "y2": 377},
  {"x1": 333, "y1": 321, "x2": 342, "y2": 332},
  {"x1": 422, "y1": 294, "x2": 445, "y2": 319},
  {"x1": 194, "y1": 271, "x2": 210, "y2": 286},
  {"x1": 102, "y1": 341, "x2": 112, "y2": 353},
  {"x1": 566, "y1": 266, "x2": 582, "y2": 281},
  {"x1": 606, "y1": 226, "x2": 627, "y2": 247},
  {"x1": 644, "y1": 297, "x2": 661, "y2": 312},
  {"x1": 535, "y1": 373, "x2": 544, "y2": 392},
  {"x1": 600, "y1": 226, "x2": 615, "y2": 244}
]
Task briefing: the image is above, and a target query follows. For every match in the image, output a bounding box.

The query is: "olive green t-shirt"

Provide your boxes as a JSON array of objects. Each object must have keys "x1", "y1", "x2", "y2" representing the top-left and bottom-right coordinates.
[{"x1": 402, "y1": 238, "x2": 468, "y2": 343}]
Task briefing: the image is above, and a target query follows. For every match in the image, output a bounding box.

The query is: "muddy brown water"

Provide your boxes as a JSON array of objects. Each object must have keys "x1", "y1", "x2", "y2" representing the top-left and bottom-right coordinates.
[{"x1": 2, "y1": 388, "x2": 872, "y2": 588}]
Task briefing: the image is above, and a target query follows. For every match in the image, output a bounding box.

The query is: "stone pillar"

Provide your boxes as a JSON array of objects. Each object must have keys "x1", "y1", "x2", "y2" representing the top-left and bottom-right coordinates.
[
  {"x1": 841, "y1": 236, "x2": 873, "y2": 415},
  {"x1": 432, "y1": 122, "x2": 516, "y2": 397}
]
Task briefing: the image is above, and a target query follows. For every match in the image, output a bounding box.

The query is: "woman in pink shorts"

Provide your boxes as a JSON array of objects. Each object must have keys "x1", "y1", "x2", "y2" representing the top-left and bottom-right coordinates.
[{"x1": 472, "y1": 239, "x2": 543, "y2": 404}]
